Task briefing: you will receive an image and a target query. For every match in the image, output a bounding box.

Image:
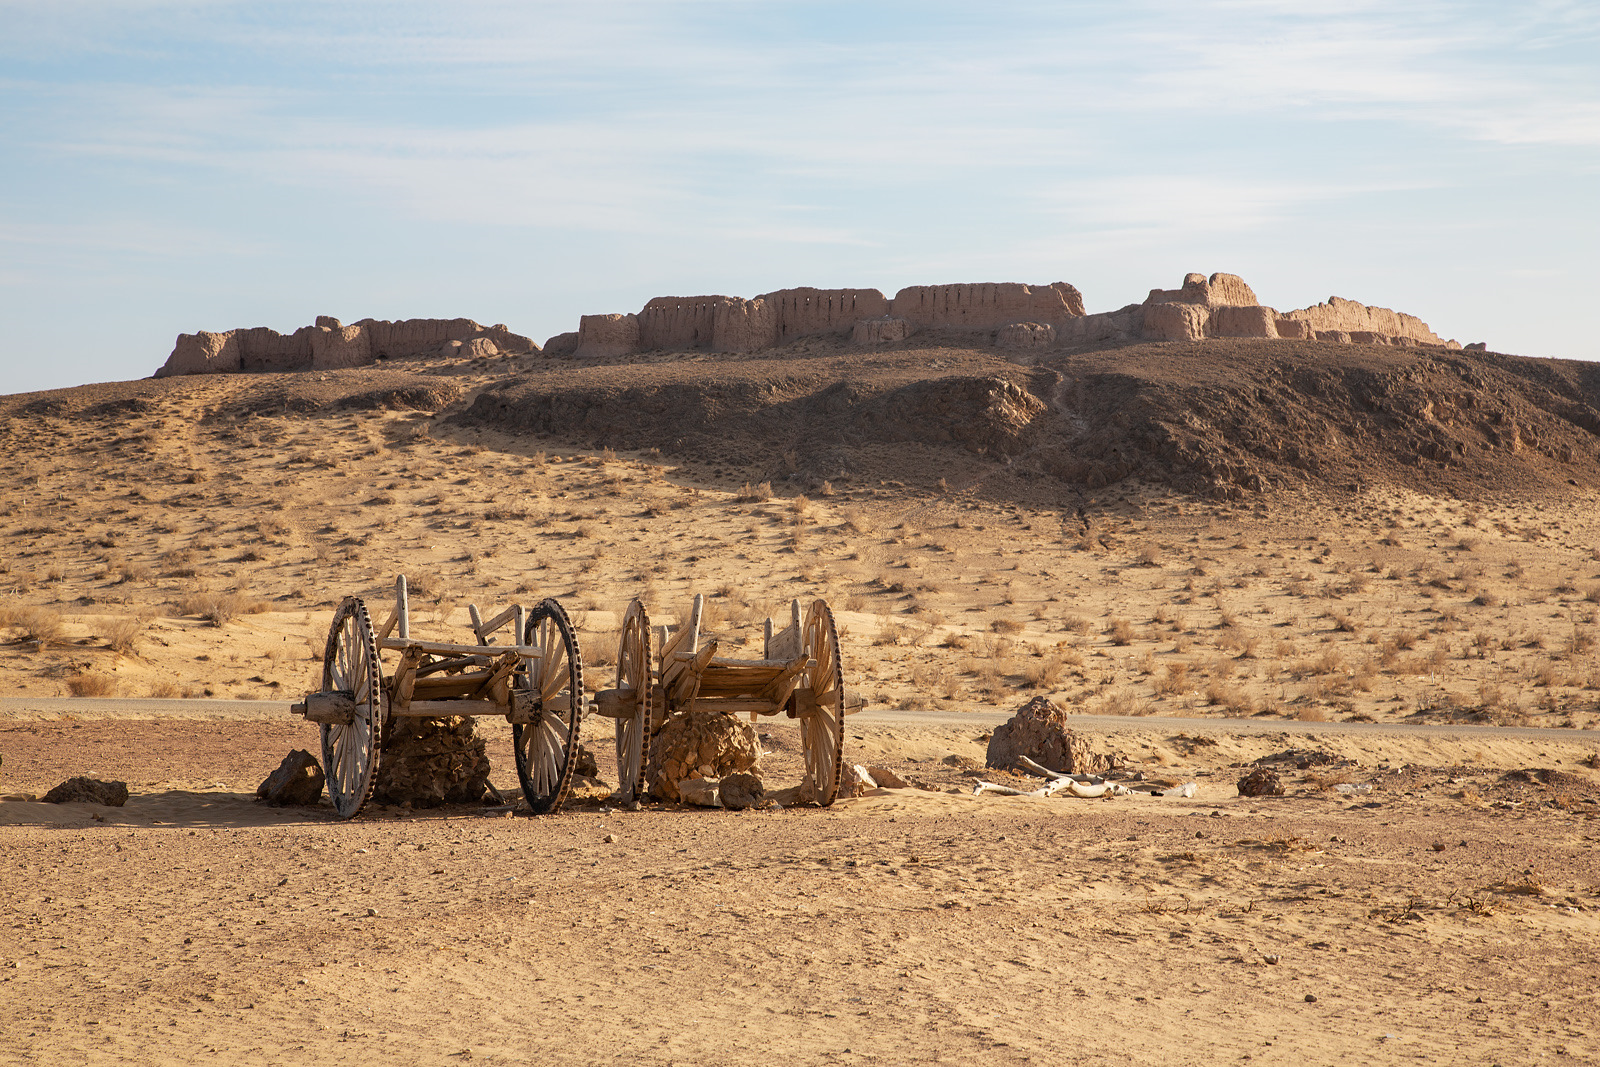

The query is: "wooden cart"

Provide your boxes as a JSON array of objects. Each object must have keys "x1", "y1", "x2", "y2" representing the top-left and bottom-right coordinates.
[
  {"x1": 292, "y1": 575, "x2": 585, "y2": 819},
  {"x1": 595, "y1": 595, "x2": 854, "y2": 806}
]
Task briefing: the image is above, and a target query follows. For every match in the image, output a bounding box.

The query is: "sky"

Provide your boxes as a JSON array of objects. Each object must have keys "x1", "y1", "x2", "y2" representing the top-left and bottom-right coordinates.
[{"x1": 2, "y1": 0, "x2": 1598, "y2": 393}]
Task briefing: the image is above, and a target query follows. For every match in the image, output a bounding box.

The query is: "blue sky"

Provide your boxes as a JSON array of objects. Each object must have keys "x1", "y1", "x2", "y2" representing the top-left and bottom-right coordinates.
[{"x1": 3, "y1": 0, "x2": 1597, "y2": 392}]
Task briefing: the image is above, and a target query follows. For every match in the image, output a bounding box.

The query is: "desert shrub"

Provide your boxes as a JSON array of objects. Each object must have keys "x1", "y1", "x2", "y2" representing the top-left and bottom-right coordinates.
[
  {"x1": 0, "y1": 603, "x2": 64, "y2": 647},
  {"x1": 68, "y1": 673, "x2": 118, "y2": 697},
  {"x1": 172, "y1": 591, "x2": 268, "y2": 627},
  {"x1": 1107, "y1": 618, "x2": 1134, "y2": 646},
  {"x1": 104, "y1": 617, "x2": 142, "y2": 655}
]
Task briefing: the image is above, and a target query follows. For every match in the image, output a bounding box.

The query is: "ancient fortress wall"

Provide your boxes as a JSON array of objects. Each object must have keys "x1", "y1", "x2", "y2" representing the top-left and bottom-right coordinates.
[
  {"x1": 155, "y1": 317, "x2": 537, "y2": 377},
  {"x1": 889, "y1": 282, "x2": 1085, "y2": 329},
  {"x1": 1283, "y1": 297, "x2": 1446, "y2": 346},
  {"x1": 157, "y1": 273, "x2": 1462, "y2": 377},
  {"x1": 764, "y1": 288, "x2": 891, "y2": 342}
]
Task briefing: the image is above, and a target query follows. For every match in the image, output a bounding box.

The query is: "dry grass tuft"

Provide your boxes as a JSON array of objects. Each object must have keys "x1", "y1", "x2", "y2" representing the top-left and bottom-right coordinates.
[
  {"x1": 0, "y1": 603, "x2": 65, "y2": 647},
  {"x1": 67, "y1": 673, "x2": 118, "y2": 697}
]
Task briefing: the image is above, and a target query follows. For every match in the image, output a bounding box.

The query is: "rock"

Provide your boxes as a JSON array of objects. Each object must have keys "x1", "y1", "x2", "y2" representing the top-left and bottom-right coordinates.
[
  {"x1": 851, "y1": 316, "x2": 912, "y2": 345},
  {"x1": 43, "y1": 777, "x2": 128, "y2": 806},
  {"x1": 719, "y1": 771, "x2": 765, "y2": 810},
  {"x1": 839, "y1": 764, "x2": 876, "y2": 798},
  {"x1": 865, "y1": 765, "x2": 910, "y2": 788},
  {"x1": 372, "y1": 716, "x2": 496, "y2": 807},
  {"x1": 256, "y1": 749, "x2": 325, "y2": 807},
  {"x1": 677, "y1": 778, "x2": 722, "y2": 807},
  {"x1": 1275, "y1": 318, "x2": 1312, "y2": 340},
  {"x1": 986, "y1": 696, "x2": 1111, "y2": 775},
  {"x1": 1237, "y1": 767, "x2": 1286, "y2": 797},
  {"x1": 645, "y1": 708, "x2": 762, "y2": 802},
  {"x1": 1465, "y1": 341, "x2": 1488, "y2": 351}
]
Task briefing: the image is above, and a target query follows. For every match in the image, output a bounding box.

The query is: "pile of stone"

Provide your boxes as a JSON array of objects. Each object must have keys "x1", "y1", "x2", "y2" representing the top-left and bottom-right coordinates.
[
  {"x1": 371, "y1": 716, "x2": 497, "y2": 807},
  {"x1": 985, "y1": 696, "x2": 1112, "y2": 775},
  {"x1": 645, "y1": 707, "x2": 764, "y2": 806}
]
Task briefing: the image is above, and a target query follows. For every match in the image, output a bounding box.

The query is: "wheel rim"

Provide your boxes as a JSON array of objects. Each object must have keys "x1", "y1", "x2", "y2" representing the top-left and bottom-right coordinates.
[
  {"x1": 799, "y1": 599, "x2": 845, "y2": 805},
  {"x1": 319, "y1": 597, "x2": 383, "y2": 819},
  {"x1": 513, "y1": 598, "x2": 583, "y2": 814},
  {"x1": 614, "y1": 600, "x2": 651, "y2": 803}
]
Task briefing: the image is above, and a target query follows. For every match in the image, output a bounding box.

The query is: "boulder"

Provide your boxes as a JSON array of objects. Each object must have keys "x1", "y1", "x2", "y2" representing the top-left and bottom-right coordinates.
[
  {"x1": 864, "y1": 765, "x2": 910, "y2": 788},
  {"x1": 42, "y1": 777, "x2": 129, "y2": 806},
  {"x1": 256, "y1": 749, "x2": 325, "y2": 807},
  {"x1": 1349, "y1": 331, "x2": 1390, "y2": 346},
  {"x1": 1315, "y1": 329, "x2": 1352, "y2": 344},
  {"x1": 851, "y1": 317, "x2": 912, "y2": 345},
  {"x1": 645, "y1": 708, "x2": 762, "y2": 802},
  {"x1": 677, "y1": 778, "x2": 722, "y2": 807},
  {"x1": 1274, "y1": 318, "x2": 1312, "y2": 340},
  {"x1": 1237, "y1": 767, "x2": 1286, "y2": 797},
  {"x1": 985, "y1": 696, "x2": 1111, "y2": 775},
  {"x1": 839, "y1": 764, "x2": 876, "y2": 798},
  {"x1": 718, "y1": 771, "x2": 765, "y2": 810}
]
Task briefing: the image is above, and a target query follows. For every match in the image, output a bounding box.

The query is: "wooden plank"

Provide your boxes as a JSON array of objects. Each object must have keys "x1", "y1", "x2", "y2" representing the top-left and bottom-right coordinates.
[
  {"x1": 379, "y1": 637, "x2": 543, "y2": 658},
  {"x1": 478, "y1": 605, "x2": 519, "y2": 641},
  {"x1": 691, "y1": 697, "x2": 784, "y2": 715},
  {"x1": 391, "y1": 698, "x2": 504, "y2": 718}
]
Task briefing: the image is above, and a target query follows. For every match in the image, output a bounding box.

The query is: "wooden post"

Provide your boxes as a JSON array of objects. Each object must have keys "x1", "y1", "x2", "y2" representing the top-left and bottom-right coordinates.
[
  {"x1": 396, "y1": 575, "x2": 410, "y2": 641},
  {"x1": 468, "y1": 604, "x2": 486, "y2": 644}
]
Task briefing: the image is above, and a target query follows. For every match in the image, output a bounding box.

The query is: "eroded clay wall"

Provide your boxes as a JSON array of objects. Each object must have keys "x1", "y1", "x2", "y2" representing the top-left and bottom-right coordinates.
[
  {"x1": 155, "y1": 316, "x2": 537, "y2": 377},
  {"x1": 637, "y1": 296, "x2": 728, "y2": 351},
  {"x1": 1282, "y1": 297, "x2": 1446, "y2": 346},
  {"x1": 889, "y1": 282, "x2": 1084, "y2": 329},
  {"x1": 759, "y1": 287, "x2": 891, "y2": 341}
]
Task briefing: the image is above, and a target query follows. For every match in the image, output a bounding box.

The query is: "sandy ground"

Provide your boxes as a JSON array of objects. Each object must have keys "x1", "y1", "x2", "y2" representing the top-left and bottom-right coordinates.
[
  {"x1": 3, "y1": 704, "x2": 1600, "y2": 1065},
  {"x1": 4, "y1": 361, "x2": 1600, "y2": 1063}
]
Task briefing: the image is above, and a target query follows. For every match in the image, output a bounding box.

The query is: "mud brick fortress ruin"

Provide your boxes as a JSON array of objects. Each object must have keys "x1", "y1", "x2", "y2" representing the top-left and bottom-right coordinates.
[{"x1": 153, "y1": 272, "x2": 1469, "y2": 376}]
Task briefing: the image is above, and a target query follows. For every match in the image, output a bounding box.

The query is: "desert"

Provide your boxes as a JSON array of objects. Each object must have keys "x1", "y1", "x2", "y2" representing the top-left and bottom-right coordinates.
[{"x1": 3, "y1": 284, "x2": 1600, "y2": 1065}]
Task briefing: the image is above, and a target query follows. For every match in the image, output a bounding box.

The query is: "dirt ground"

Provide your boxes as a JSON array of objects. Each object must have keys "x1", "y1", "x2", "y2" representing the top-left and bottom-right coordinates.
[
  {"x1": 4, "y1": 347, "x2": 1600, "y2": 1063},
  {"x1": 3, "y1": 708, "x2": 1599, "y2": 1066}
]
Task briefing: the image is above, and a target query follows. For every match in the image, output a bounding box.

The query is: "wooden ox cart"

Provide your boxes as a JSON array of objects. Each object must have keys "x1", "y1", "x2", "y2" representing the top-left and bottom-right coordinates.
[
  {"x1": 292, "y1": 575, "x2": 584, "y2": 819},
  {"x1": 595, "y1": 594, "x2": 854, "y2": 806}
]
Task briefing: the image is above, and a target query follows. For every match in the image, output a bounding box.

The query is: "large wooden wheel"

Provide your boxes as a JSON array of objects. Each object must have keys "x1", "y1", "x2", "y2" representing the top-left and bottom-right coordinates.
[
  {"x1": 320, "y1": 597, "x2": 384, "y2": 819},
  {"x1": 797, "y1": 599, "x2": 846, "y2": 806},
  {"x1": 614, "y1": 600, "x2": 653, "y2": 804},
  {"x1": 514, "y1": 598, "x2": 583, "y2": 814}
]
